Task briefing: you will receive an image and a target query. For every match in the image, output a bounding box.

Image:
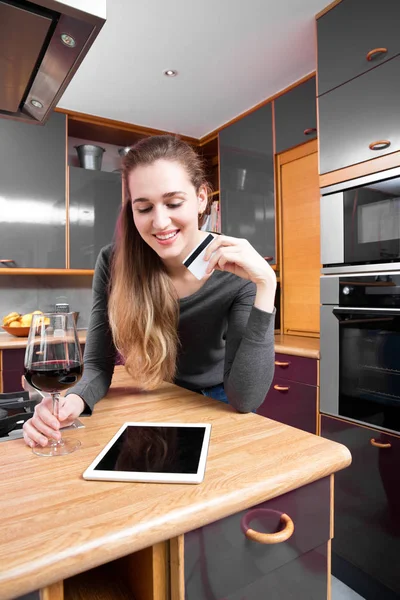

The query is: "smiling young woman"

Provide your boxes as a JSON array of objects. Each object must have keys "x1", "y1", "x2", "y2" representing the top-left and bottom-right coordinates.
[{"x1": 22, "y1": 135, "x2": 277, "y2": 450}]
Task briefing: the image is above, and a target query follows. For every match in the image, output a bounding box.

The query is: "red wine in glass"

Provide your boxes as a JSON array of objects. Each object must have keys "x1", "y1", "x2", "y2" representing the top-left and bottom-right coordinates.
[{"x1": 24, "y1": 313, "x2": 83, "y2": 456}]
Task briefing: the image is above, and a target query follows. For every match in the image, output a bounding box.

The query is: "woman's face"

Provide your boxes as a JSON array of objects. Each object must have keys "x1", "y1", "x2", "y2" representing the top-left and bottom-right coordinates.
[{"x1": 128, "y1": 159, "x2": 207, "y2": 267}]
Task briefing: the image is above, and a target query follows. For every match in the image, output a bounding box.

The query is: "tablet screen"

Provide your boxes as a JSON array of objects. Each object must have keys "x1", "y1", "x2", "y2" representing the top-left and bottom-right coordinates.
[
  {"x1": 83, "y1": 422, "x2": 211, "y2": 484},
  {"x1": 95, "y1": 425, "x2": 205, "y2": 473}
]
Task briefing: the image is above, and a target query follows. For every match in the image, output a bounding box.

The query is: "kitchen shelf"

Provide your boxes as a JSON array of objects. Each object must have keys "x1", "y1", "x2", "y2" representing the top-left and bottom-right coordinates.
[{"x1": 0, "y1": 269, "x2": 94, "y2": 276}]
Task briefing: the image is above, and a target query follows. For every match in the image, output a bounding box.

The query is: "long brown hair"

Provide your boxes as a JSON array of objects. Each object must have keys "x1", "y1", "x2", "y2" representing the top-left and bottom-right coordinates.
[{"x1": 108, "y1": 135, "x2": 212, "y2": 389}]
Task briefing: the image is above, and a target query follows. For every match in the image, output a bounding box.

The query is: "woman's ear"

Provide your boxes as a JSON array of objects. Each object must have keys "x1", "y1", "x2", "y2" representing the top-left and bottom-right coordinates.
[{"x1": 197, "y1": 185, "x2": 208, "y2": 215}]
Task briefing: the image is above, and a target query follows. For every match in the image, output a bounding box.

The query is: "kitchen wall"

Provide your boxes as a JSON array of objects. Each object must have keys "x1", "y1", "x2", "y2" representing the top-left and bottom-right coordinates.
[{"x1": 0, "y1": 274, "x2": 93, "y2": 329}]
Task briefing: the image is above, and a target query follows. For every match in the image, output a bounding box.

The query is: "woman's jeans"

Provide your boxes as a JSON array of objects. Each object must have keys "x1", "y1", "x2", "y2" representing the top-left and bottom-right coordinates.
[{"x1": 201, "y1": 383, "x2": 228, "y2": 404}]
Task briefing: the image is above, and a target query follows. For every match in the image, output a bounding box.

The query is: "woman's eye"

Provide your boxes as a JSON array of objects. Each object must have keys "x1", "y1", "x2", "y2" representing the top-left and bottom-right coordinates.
[
  {"x1": 168, "y1": 203, "x2": 183, "y2": 209},
  {"x1": 137, "y1": 206, "x2": 152, "y2": 214}
]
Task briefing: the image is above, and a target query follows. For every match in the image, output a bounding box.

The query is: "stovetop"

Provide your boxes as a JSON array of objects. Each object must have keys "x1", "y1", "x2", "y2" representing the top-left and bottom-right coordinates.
[{"x1": 0, "y1": 390, "x2": 84, "y2": 442}]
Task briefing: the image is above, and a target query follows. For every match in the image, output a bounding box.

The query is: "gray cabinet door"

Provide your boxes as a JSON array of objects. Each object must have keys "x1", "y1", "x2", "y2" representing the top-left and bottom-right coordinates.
[
  {"x1": 317, "y1": 0, "x2": 400, "y2": 96},
  {"x1": 69, "y1": 167, "x2": 122, "y2": 269},
  {"x1": 0, "y1": 112, "x2": 66, "y2": 268},
  {"x1": 319, "y1": 56, "x2": 400, "y2": 175},
  {"x1": 274, "y1": 77, "x2": 317, "y2": 153},
  {"x1": 219, "y1": 103, "x2": 275, "y2": 263}
]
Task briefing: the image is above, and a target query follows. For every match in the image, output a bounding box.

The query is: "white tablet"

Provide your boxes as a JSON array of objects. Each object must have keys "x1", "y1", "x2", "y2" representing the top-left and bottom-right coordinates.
[{"x1": 83, "y1": 422, "x2": 212, "y2": 484}]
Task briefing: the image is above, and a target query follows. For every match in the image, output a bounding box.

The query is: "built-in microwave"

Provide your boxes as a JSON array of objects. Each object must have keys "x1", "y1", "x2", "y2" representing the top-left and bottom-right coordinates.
[{"x1": 321, "y1": 167, "x2": 400, "y2": 274}]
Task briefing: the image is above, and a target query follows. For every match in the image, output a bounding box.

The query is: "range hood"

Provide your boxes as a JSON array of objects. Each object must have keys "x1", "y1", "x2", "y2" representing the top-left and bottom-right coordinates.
[{"x1": 0, "y1": 0, "x2": 106, "y2": 124}]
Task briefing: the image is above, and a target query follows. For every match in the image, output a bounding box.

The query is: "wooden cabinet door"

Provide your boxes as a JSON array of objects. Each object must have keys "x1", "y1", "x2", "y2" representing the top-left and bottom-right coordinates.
[
  {"x1": 317, "y1": 0, "x2": 400, "y2": 96},
  {"x1": 279, "y1": 142, "x2": 320, "y2": 336},
  {"x1": 219, "y1": 103, "x2": 275, "y2": 264},
  {"x1": 0, "y1": 112, "x2": 66, "y2": 268},
  {"x1": 274, "y1": 76, "x2": 317, "y2": 153},
  {"x1": 321, "y1": 415, "x2": 400, "y2": 599},
  {"x1": 318, "y1": 56, "x2": 400, "y2": 175},
  {"x1": 69, "y1": 167, "x2": 122, "y2": 269}
]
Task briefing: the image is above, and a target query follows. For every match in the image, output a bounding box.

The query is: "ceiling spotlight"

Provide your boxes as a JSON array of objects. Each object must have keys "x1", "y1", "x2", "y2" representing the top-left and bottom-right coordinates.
[
  {"x1": 30, "y1": 99, "x2": 43, "y2": 109},
  {"x1": 164, "y1": 69, "x2": 178, "y2": 77},
  {"x1": 61, "y1": 33, "x2": 76, "y2": 48}
]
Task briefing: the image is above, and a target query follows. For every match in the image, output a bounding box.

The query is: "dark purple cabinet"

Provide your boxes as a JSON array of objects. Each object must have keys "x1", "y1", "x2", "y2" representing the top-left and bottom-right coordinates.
[
  {"x1": 184, "y1": 477, "x2": 331, "y2": 599},
  {"x1": 257, "y1": 353, "x2": 318, "y2": 434},
  {"x1": 2, "y1": 349, "x2": 26, "y2": 393},
  {"x1": 258, "y1": 378, "x2": 317, "y2": 434},
  {"x1": 321, "y1": 415, "x2": 400, "y2": 599},
  {"x1": 274, "y1": 353, "x2": 317, "y2": 386}
]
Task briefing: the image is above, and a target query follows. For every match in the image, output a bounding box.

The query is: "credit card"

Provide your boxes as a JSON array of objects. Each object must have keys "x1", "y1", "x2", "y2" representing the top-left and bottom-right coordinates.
[{"x1": 182, "y1": 233, "x2": 215, "y2": 280}]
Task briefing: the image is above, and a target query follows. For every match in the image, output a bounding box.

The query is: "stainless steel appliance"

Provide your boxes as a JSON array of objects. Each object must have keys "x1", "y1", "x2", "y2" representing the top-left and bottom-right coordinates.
[
  {"x1": 0, "y1": 1, "x2": 105, "y2": 125},
  {"x1": 321, "y1": 167, "x2": 400, "y2": 274},
  {"x1": 320, "y1": 271, "x2": 400, "y2": 435}
]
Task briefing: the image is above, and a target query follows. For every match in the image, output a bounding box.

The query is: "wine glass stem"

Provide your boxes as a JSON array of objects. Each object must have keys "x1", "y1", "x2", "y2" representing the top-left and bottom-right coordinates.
[{"x1": 51, "y1": 393, "x2": 62, "y2": 447}]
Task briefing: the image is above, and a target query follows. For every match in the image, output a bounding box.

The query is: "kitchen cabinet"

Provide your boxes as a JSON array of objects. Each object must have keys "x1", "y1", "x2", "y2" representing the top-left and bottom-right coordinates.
[
  {"x1": 274, "y1": 76, "x2": 317, "y2": 153},
  {"x1": 69, "y1": 167, "x2": 122, "y2": 270},
  {"x1": 257, "y1": 353, "x2": 318, "y2": 434},
  {"x1": 317, "y1": 0, "x2": 400, "y2": 97},
  {"x1": 184, "y1": 476, "x2": 330, "y2": 599},
  {"x1": 1, "y1": 349, "x2": 25, "y2": 393},
  {"x1": 0, "y1": 112, "x2": 66, "y2": 269},
  {"x1": 278, "y1": 140, "x2": 320, "y2": 335},
  {"x1": 219, "y1": 103, "x2": 275, "y2": 264},
  {"x1": 321, "y1": 415, "x2": 400, "y2": 599},
  {"x1": 319, "y1": 56, "x2": 400, "y2": 175}
]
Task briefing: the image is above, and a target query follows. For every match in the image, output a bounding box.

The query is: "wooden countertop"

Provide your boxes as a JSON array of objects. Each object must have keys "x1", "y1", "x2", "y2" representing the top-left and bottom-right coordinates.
[
  {"x1": 0, "y1": 332, "x2": 320, "y2": 359},
  {"x1": 0, "y1": 367, "x2": 350, "y2": 599},
  {"x1": 274, "y1": 334, "x2": 320, "y2": 359},
  {"x1": 0, "y1": 330, "x2": 87, "y2": 350}
]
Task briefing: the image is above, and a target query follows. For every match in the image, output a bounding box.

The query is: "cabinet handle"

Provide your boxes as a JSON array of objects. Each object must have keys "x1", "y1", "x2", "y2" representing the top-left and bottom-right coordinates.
[
  {"x1": 370, "y1": 438, "x2": 391, "y2": 449},
  {"x1": 369, "y1": 140, "x2": 391, "y2": 151},
  {"x1": 366, "y1": 47, "x2": 388, "y2": 62},
  {"x1": 263, "y1": 256, "x2": 274, "y2": 261},
  {"x1": 0, "y1": 259, "x2": 15, "y2": 263},
  {"x1": 303, "y1": 127, "x2": 317, "y2": 136},
  {"x1": 274, "y1": 384, "x2": 290, "y2": 391},
  {"x1": 241, "y1": 509, "x2": 294, "y2": 545},
  {"x1": 275, "y1": 361, "x2": 290, "y2": 367}
]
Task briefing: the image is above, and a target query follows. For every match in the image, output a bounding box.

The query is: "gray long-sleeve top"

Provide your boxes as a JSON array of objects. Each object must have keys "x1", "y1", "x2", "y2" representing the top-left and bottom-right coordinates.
[{"x1": 67, "y1": 244, "x2": 275, "y2": 413}]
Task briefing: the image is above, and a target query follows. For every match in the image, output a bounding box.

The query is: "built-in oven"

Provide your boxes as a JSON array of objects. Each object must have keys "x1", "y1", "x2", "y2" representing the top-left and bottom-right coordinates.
[
  {"x1": 321, "y1": 167, "x2": 400, "y2": 274},
  {"x1": 320, "y1": 272, "x2": 400, "y2": 435}
]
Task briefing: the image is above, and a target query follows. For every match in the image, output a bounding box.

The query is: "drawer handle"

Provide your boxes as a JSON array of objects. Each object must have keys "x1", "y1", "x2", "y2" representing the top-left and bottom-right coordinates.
[
  {"x1": 263, "y1": 256, "x2": 274, "y2": 261},
  {"x1": 0, "y1": 259, "x2": 15, "y2": 264},
  {"x1": 275, "y1": 361, "x2": 290, "y2": 367},
  {"x1": 303, "y1": 127, "x2": 317, "y2": 136},
  {"x1": 241, "y1": 509, "x2": 294, "y2": 545},
  {"x1": 370, "y1": 438, "x2": 391, "y2": 449},
  {"x1": 366, "y1": 47, "x2": 388, "y2": 62},
  {"x1": 274, "y1": 384, "x2": 290, "y2": 392},
  {"x1": 369, "y1": 140, "x2": 391, "y2": 151}
]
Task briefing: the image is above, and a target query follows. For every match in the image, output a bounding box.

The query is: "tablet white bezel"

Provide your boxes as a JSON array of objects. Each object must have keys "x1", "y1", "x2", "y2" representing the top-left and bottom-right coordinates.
[{"x1": 82, "y1": 421, "x2": 212, "y2": 484}]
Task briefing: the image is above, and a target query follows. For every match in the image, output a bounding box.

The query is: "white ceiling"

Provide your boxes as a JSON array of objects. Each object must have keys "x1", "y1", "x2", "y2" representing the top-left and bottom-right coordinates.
[{"x1": 58, "y1": 0, "x2": 328, "y2": 139}]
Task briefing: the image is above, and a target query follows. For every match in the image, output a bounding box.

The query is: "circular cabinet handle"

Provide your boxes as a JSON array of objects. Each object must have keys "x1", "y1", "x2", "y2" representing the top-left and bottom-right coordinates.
[
  {"x1": 366, "y1": 47, "x2": 388, "y2": 62},
  {"x1": 275, "y1": 361, "x2": 290, "y2": 367},
  {"x1": 274, "y1": 384, "x2": 290, "y2": 391},
  {"x1": 369, "y1": 140, "x2": 391, "y2": 151},
  {"x1": 241, "y1": 509, "x2": 294, "y2": 545},
  {"x1": 370, "y1": 438, "x2": 392, "y2": 449},
  {"x1": 303, "y1": 127, "x2": 317, "y2": 136},
  {"x1": 263, "y1": 256, "x2": 274, "y2": 261}
]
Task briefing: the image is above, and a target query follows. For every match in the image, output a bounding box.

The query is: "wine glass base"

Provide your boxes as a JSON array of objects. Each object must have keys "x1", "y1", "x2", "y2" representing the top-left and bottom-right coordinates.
[{"x1": 33, "y1": 438, "x2": 81, "y2": 457}]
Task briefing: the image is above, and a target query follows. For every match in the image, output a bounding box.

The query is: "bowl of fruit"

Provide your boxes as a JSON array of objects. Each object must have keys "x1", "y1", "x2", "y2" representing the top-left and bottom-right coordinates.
[{"x1": 1, "y1": 311, "x2": 47, "y2": 337}]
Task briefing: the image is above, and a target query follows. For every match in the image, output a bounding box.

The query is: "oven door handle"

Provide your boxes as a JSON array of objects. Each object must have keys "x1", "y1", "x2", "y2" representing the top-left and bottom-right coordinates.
[{"x1": 333, "y1": 307, "x2": 400, "y2": 318}]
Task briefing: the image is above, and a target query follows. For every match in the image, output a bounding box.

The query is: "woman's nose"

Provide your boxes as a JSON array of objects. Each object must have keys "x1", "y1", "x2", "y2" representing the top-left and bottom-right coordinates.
[{"x1": 152, "y1": 207, "x2": 171, "y2": 230}]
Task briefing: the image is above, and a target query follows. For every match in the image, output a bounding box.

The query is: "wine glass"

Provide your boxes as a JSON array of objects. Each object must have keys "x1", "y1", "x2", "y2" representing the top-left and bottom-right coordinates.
[{"x1": 24, "y1": 312, "x2": 83, "y2": 456}]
